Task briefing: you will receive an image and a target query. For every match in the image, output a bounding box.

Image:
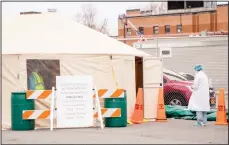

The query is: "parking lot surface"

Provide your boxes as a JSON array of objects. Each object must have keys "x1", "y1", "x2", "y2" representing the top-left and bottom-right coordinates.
[{"x1": 2, "y1": 119, "x2": 228, "y2": 144}]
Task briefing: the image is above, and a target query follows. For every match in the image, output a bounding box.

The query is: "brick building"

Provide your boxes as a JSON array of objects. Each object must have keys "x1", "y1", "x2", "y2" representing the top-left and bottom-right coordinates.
[{"x1": 118, "y1": 2, "x2": 228, "y2": 46}]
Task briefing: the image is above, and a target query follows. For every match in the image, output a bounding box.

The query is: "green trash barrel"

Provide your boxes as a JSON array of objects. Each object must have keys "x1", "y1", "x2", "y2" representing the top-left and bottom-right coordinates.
[
  {"x1": 104, "y1": 90, "x2": 127, "y2": 127},
  {"x1": 11, "y1": 92, "x2": 35, "y2": 131}
]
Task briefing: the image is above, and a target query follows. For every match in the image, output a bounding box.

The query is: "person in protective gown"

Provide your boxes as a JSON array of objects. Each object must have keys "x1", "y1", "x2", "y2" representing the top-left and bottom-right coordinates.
[
  {"x1": 28, "y1": 62, "x2": 45, "y2": 90},
  {"x1": 188, "y1": 65, "x2": 210, "y2": 126}
]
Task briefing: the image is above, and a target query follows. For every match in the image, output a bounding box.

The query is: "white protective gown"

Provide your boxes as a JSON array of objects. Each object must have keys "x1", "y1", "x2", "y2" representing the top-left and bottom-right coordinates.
[{"x1": 188, "y1": 71, "x2": 210, "y2": 112}]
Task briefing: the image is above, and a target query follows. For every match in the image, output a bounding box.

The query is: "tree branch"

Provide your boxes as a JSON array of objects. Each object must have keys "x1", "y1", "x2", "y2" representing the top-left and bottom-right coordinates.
[{"x1": 74, "y1": 4, "x2": 109, "y2": 35}]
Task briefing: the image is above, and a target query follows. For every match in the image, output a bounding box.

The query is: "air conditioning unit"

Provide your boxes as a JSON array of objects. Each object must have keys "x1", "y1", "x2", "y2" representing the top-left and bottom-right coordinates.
[{"x1": 160, "y1": 47, "x2": 172, "y2": 58}]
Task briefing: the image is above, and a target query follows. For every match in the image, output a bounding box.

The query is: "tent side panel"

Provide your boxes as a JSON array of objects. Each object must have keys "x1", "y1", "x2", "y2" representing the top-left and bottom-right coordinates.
[
  {"x1": 112, "y1": 56, "x2": 136, "y2": 119},
  {"x1": 2, "y1": 55, "x2": 21, "y2": 129},
  {"x1": 16, "y1": 54, "x2": 136, "y2": 128},
  {"x1": 61, "y1": 55, "x2": 136, "y2": 119},
  {"x1": 18, "y1": 54, "x2": 61, "y2": 128},
  {"x1": 123, "y1": 56, "x2": 136, "y2": 119}
]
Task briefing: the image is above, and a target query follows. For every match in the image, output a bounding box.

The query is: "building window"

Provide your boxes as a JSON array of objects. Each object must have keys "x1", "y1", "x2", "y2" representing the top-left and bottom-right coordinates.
[
  {"x1": 127, "y1": 28, "x2": 131, "y2": 36},
  {"x1": 186, "y1": 1, "x2": 204, "y2": 8},
  {"x1": 168, "y1": 1, "x2": 185, "y2": 10},
  {"x1": 153, "y1": 26, "x2": 159, "y2": 35},
  {"x1": 165, "y1": 25, "x2": 170, "y2": 34},
  {"x1": 177, "y1": 25, "x2": 182, "y2": 33},
  {"x1": 138, "y1": 27, "x2": 144, "y2": 35}
]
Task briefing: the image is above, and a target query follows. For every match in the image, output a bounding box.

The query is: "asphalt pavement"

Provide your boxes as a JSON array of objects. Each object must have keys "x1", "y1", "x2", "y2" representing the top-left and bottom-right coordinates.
[{"x1": 2, "y1": 119, "x2": 228, "y2": 144}]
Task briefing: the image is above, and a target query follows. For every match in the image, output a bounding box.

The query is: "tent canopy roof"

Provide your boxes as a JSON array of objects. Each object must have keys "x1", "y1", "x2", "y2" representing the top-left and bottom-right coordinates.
[{"x1": 3, "y1": 13, "x2": 149, "y2": 57}]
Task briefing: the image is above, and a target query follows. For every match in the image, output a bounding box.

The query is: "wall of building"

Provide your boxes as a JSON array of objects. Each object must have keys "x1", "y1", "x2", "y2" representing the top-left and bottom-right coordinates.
[
  {"x1": 118, "y1": 12, "x2": 217, "y2": 37},
  {"x1": 217, "y1": 5, "x2": 228, "y2": 31},
  {"x1": 119, "y1": 14, "x2": 195, "y2": 36},
  {"x1": 126, "y1": 9, "x2": 141, "y2": 16},
  {"x1": 118, "y1": 5, "x2": 228, "y2": 46},
  {"x1": 119, "y1": 40, "x2": 137, "y2": 46}
]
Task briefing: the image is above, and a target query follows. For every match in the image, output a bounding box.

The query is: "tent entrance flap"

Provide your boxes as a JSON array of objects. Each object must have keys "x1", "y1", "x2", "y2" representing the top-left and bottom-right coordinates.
[{"x1": 143, "y1": 57, "x2": 163, "y2": 120}]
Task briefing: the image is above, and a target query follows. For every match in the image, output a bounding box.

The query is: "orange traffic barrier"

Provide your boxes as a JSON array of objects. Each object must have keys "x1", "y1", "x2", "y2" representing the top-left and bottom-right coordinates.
[
  {"x1": 93, "y1": 108, "x2": 121, "y2": 118},
  {"x1": 156, "y1": 87, "x2": 167, "y2": 122},
  {"x1": 215, "y1": 88, "x2": 228, "y2": 125},
  {"x1": 23, "y1": 110, "x2": 50, "y2": 120},
  {"x1": 131, "y1": 88, "x2": 144, "y2": 124},
  {"x1": 93, "y1": 89, "x2": 125, "y2": 98},
  {"x1": 26, "y1": 90, "x2": 52, "y2": 99}
]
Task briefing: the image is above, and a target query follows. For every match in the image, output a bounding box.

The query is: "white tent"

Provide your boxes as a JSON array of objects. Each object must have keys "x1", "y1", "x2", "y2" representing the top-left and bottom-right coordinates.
[
  {"x1": 3, "y1": 13, "x2": 148, "y2": 56},
  {"x1": 2, "y1": 12, "x2": 149, "y2": 129}
]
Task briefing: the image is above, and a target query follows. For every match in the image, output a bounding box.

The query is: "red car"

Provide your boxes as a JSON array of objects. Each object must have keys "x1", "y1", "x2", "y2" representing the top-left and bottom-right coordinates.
[{"x1": 163, "y1": 68, "x2": 216, "y2": 107}]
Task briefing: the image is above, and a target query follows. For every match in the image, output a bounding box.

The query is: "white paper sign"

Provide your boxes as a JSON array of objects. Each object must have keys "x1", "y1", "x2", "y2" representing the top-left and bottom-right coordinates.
[{"x1": 56, "y1": 75, "x2": 93, "y2": 128}]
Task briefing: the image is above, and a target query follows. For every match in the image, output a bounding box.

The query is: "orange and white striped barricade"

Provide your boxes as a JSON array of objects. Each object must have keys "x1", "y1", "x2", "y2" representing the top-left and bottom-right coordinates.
[
  {"x1": 93, "y1": 108, "x2": 121, "y2": 118},
  {"x1": 93, "y1": 89, "x2": 125, "y2": 99},
  {"x1": 22, "y1": 88, "x2": 125, "y2": 130},
  {"x1": 94, "y1": 86, "x2": 104, "y2": 129},
  {"x1": 92, "y1": 88, "x2": 125, "y2": 128},
  {"x1": 22, "y1": 87, "x2": 55, "y2": 131}
]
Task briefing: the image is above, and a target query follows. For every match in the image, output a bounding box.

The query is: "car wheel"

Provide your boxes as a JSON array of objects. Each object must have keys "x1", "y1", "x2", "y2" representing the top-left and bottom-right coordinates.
[
  {"x1": 164, "y1": 93, "x2": 187, "y2": 106},
  {"x1": 169, "y1": 99, "x2": 182, "y2": 106}
]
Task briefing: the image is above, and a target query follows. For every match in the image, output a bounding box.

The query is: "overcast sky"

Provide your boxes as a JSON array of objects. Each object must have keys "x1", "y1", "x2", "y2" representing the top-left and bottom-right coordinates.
[{"x1": 2, "y1": 2, "x2": 228, "y2": 36}]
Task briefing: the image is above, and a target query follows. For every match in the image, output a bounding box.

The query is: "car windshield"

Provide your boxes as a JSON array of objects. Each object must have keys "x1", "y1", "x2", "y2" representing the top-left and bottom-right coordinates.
[
  {"x1": 163, "y1": 68, "x2": 188, "y2": 81},
  {"x1": 184, "y1": 74, "x2": 194, "y2": 81}
]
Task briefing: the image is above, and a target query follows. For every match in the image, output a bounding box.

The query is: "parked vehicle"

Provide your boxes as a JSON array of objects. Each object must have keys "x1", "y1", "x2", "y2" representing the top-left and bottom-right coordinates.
[
  {"x1": 163, "y1": 68, "x2": 216, "y2": 108},
  {"x1": 179, "y1": 72, "x2": 195, "y2": 81}
]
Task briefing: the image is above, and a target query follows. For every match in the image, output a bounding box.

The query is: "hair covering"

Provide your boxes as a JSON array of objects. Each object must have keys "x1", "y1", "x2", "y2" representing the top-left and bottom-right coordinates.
[{"x1": 194, "y1": 65, "x2": 203, "y2": 71}]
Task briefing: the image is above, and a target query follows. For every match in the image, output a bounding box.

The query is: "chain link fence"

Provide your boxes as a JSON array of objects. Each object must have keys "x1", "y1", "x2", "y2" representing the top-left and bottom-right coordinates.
[{"x1": 134, "y1": 36, "x2": 228, "y2": 109}]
